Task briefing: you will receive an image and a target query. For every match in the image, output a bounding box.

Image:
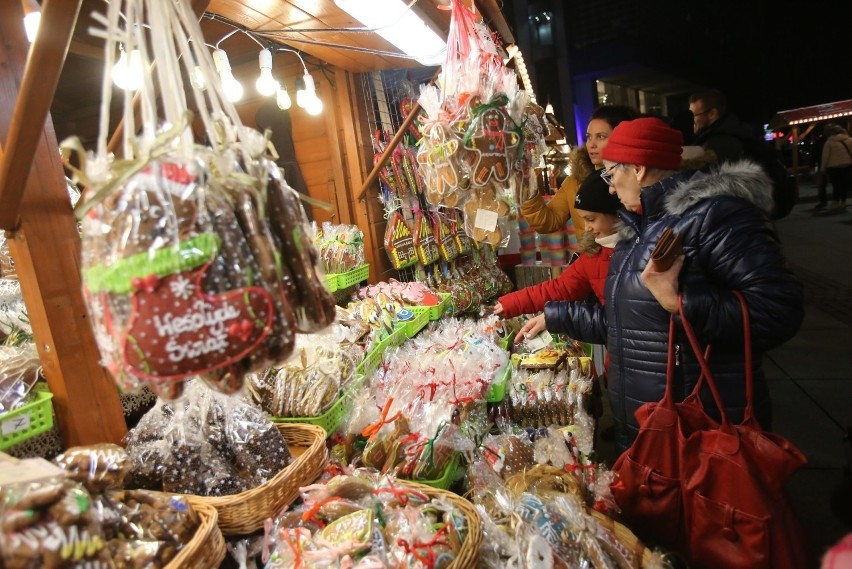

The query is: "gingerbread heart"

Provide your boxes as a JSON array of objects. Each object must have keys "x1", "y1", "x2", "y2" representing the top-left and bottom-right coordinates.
[{"x1": 122, "y1": 265, "x2": 274, "y2": 382}]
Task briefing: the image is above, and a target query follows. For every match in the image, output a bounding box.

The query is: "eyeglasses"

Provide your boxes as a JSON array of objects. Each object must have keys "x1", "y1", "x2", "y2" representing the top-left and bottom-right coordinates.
[
  {"x1": 692, "y1": 109, "x2": 710, "y2": 117},
  {"x1": 600, "y1": 164, "x2": 624, "y2": 186}
]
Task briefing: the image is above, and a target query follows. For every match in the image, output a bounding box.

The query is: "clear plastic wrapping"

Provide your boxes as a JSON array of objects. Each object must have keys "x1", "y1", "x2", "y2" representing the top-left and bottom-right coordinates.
[{"x1": 124, "y1": 380, "x2": 291, "y2": 496}]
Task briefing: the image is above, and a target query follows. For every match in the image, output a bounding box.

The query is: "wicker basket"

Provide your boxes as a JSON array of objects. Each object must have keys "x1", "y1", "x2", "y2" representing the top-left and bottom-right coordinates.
[
  {"x1": 506, "y1": 465, "x2": 657, "y2": 568},
  {"x1": 186, "y1": 423, "x2": 328, "y2": 535},
  {"x1": 165, "y1": 501, "x2": 226, "y2": 569},
  {"x1": 399, "y1": 480, "x2": 482, "y2": 569}
]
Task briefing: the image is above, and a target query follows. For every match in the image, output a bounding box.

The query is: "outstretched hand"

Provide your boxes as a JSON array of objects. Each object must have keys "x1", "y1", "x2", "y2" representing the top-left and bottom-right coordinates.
[
  {"x1": 492, "y1": 302, "x2": 505, "y2": 316},
  {"x1": 515, "y1": 313, "x2": 546, "y2": 344},
  {"x1": 641, "y1": 254, "x2": 684, "y2": 313}
]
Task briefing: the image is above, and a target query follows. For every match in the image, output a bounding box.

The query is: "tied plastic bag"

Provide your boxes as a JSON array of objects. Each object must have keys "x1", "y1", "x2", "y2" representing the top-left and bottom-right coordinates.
[
  {"x1": 0, "y1": 343, "x2": 41, "y2": 413},
  {"x1": 80, "y1": 157, "x2": 295, "y2": 398}
]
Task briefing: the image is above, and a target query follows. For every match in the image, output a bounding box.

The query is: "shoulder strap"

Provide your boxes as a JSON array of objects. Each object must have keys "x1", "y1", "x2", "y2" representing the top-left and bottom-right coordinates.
[{"x1": 841, "y1": 139, "x2": 852, "y2": 161}]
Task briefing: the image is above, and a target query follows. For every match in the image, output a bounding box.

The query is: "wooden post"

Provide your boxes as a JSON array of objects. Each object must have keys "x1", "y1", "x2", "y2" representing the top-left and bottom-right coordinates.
[{"x1": 0, "y1": 0, "x2": 127, "y2": 446}]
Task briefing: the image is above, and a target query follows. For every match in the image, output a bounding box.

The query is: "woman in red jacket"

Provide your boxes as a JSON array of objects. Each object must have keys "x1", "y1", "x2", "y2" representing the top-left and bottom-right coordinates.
[{"x1": 493, "y1": 172, "x2": 620, "y2": 339}]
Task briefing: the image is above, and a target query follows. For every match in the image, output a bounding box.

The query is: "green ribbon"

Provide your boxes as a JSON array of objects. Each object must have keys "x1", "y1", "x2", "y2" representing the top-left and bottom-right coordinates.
[{"x1": 84, "y1": 232, "x2": 221, "y2": 294}]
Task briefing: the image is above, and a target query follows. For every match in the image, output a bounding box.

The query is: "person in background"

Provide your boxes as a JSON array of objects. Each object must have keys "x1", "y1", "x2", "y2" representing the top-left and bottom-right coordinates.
[
  {"x1": 494, "y1": 172, "x2": 621, "y2": 338},
  {"x1": 809, "y1": 123, "x2": 830, "y2": 212},
  {"x1": 544, "y1": 117, "x2": 804, "y2": 452},
  {"x1": 688, "y1": 88, "x2": 757, "y2": 161},
  {"x1": 819, "y1": 124, "x2": 852, "y2": 214},
  {"x1": 520, "y1": 105, "x2": 637, "y2": 239}
]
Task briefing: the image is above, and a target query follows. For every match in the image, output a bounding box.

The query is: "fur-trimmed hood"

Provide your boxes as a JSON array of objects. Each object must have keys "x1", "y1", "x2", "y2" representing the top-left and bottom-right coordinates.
[
  {"x1": 616, "y1": 160, "x2": 773, "y2": 242},
  {"x1": 663, "y1": 160, "x2": 774, "y2": 216}
]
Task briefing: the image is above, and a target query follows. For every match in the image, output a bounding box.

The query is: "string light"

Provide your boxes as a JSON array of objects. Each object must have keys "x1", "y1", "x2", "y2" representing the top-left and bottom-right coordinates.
[
  {"x1": 21, "y1": 0, "x2": 41, "y2": 43},
  {"x1": 212, "y1": 48, "x2": 243, "y2": 102},
  {"x1": 111, "y1": 44, "x2": 144, "y2": 91},
  {"x1": 276, "y1": 84, "x2": 292, "y2": 110},
  {"x1": 256, "y1": 48, "x2": 278, "y2": 96}
]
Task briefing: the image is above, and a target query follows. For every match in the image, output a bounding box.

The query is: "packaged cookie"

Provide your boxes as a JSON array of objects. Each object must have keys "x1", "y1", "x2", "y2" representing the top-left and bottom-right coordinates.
[
  {"x1": 54, "y1": 444, "x2": 131, "y2": 493},
  {"x1": 80, "y1": 156, "x2": 295, "y2": 398},
  {"x1": 264, "y1": 165, "x2": 336, "y2": 333}
]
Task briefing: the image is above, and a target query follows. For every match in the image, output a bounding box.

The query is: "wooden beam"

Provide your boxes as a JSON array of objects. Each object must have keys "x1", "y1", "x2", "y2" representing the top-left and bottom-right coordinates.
[
  {"x1": 0, "y1": 0, "x2": 127, "y2": 446},
  {"x1": 0, "y1": 0, "x2": 82, "y2": 231}
]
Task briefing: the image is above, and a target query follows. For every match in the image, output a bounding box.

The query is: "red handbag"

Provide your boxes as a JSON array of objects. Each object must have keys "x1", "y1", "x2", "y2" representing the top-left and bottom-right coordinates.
[
  {"x1": 678, "y1": 291, "x2": 807, "y2": 569},
  {"x1": 612, "y1": 292, "x2": 807, "y2": 568}
]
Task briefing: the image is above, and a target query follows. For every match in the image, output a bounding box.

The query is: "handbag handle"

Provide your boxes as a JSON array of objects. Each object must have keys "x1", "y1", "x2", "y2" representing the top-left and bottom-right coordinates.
[{"x1": 677, "y1": 292, "x2": 753, "y2": 430}]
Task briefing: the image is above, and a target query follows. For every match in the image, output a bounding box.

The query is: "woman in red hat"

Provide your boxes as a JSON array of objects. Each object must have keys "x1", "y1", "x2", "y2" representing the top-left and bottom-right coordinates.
[{"x1": 543, "y1": 117, "x2": 804, "y2": 452}]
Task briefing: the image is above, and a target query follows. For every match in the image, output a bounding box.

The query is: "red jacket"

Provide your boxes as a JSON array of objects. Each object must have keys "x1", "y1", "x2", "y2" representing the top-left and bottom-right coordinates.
[{"x1": 498, "y1": 246, "x2": 613, "y2": 317}]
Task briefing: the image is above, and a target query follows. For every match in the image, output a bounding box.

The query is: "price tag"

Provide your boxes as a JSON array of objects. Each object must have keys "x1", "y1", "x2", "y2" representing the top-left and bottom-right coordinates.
[
  {"x1": 524, "y1": 330, "x2": 553, "y2": 352},
  {"x1": 474, "y1": 208, "x2": 499, "y2": 232},
  {"x1": 2, "y1": 412, "x2": 31, "y2": 436}
]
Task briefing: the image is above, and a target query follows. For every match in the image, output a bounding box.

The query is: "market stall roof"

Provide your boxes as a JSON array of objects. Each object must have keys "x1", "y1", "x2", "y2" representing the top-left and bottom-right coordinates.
[{"x1": 773, "y1": 99, "x2": 852, "y2": 126}]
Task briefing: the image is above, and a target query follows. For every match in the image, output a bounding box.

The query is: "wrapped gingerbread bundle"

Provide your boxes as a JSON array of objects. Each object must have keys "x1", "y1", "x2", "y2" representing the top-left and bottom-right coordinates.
[
  {"x1": 1, "y1": 446, "x2": 205, "y2": 569},
  {"x1": 72, "y1": 0, "x2": 341, "y2": 397},
  {"x1": 314, "y1": 222, "x2": 366, "y2": 275},
  {"x1": 414, "y1": 0, "x2": 529, "y2": 247},
  {"x1": 123, "y1": 381, "x2": 291, "y2": 496},
  {"x1": 264, "y1": 470, "x2": 475, "y2": 569},
  {"x1": 248, "y1": 329, "x2": 359, "y2": 419}
]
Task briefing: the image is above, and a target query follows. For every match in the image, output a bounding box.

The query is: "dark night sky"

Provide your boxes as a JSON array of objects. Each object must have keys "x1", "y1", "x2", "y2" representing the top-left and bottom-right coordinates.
[
  {"x1": 526, "y1": 0, "x2": 852, "y2": 128},
  {"x1": 664, "y1": 0, "x2": 852, "y2": 123}
]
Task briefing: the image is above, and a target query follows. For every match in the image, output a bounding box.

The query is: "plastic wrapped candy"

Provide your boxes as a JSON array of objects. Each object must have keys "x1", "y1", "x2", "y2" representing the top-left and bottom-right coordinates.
[
  {"x1": 80, "y1": 157, "x2": 296, "y2": 398},
  {"x1": 264, "y1": 165, "x2": 337, "y2": 334},
  {"x1": 0, "y1": 343, "x2": 41, "y2": 413},
  {"x1": 54, "y1": 444, "x2": 131, "y2": 494},
  {"x1": 248, "y1": 332, "x2": 357, "y2": 418}
]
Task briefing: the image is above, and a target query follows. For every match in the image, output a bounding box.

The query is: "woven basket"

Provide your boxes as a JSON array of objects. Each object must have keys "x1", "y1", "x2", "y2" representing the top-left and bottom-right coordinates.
[
  {"x1": 506, "y1": 465, "x2": 656, "y2": 568},
  {"x1": 399, "y1": 480, "x2": 482, "y2": 569},
  {"x1": 165, "y1": 501, "x2": 225, "y2": 569},
  {"x1": 186, "y1": 423, "x2": 328, "y2": 535}
]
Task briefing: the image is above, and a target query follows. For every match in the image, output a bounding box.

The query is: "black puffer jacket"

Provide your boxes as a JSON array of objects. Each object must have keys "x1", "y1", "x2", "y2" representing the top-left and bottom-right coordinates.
[{"x1": 544, "y1": 161, "x2": 804, "y2": 452}]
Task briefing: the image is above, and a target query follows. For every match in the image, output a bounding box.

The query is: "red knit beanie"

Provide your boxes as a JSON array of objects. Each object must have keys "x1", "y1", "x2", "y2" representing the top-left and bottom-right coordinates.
[{"x1": 601, "y1": 117, "x2": 684, "y2": 170}]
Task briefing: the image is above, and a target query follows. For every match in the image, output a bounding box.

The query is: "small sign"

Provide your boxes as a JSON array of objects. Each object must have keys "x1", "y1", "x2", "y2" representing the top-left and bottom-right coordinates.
[
  {"x1": 474, "y1": 208, "x2": 499, "y2": 232},
  {"x1": 2, "y1": 412, "x2": 31, "y2": 436}
]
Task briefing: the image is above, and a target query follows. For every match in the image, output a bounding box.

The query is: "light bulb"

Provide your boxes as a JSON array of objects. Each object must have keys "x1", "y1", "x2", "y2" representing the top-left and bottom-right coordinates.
[
  {"x1": 255, "y1": 48, "x2": 277, "y2": 96},
  {"x1": 212, "y1": 48, "x2": 243, "y2": 102},
  {"x1": 276, "y1": 86, "x2": 292, "y2": 110},
  {"x1": 111, "y1": 46, "x2": 143, "y2": 91},
  {"x1": 305, "y1": 95, "x2": 323, "y2": 116},
  {"x1": 23, "y1": 11, "x2": 40, "y2": 43},
  {"x1": 190, "y1": 65, "x2": 207, "y2": 91},
  {"x1": 296, "y1": 71, "x2": 316, "y2": 109}
]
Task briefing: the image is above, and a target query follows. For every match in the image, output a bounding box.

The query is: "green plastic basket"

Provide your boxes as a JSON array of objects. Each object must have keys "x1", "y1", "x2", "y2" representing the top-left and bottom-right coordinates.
[
  {"x1": 323, "y1": 273, "x2": 338, "y2": 293},
  {"x1": 413, "y1": 453, "x2": 461, "y2": 490},
  {"x1": 356, "y1": 343, "x2": 384, "y2": 377},
  {"x1": 326, "y1": 264, "x2": 369, "y2": 290},
  {"x1": 271, "y1": 376, "x2": 364, "y2": 436},
  {"x1": 0, "y1": 391, "x2": 55, "y2": 450},
  {"x1": 400, "y1": 309, "x2": 429, "y2": 338},
  {"x1": 485, "y1": 363, "x2": 511, "y2": 403}
]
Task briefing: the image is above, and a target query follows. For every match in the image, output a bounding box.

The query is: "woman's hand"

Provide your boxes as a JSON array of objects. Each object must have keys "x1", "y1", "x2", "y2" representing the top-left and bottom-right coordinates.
[
  {"x1": 515, "y1": 314, "x2": 546, "y2": 343},
  {"x1": 641, "y1": 254, "x2": 684, "y2": 313},
  {"x1": 492, "y1": 302, "x2": 505, "y2": 316}
]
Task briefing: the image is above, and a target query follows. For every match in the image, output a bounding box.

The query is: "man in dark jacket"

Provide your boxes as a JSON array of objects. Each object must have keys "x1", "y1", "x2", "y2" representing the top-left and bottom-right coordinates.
[
  {"x1": 544, "y1": 117, "x2": 804, "y2": 453},
  {"x1": 689, "y1": 89, "x2": 758, "y2": 161}
]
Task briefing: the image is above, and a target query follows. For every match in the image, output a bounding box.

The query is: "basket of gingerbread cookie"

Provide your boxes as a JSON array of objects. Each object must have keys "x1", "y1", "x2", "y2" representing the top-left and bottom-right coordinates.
[
  {"x1": 1, "y1": 444, "x2": 226, "y2": 568},
  {"x1": 122, "y1": 380, "x2": 328, "y2": 535},
  {"x1": 264, "y1": 470, "x2": 483, "y2": 569}
]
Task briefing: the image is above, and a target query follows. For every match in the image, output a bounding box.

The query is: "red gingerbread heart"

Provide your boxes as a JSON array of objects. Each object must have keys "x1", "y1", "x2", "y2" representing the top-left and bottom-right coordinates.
[{"x1": 122, "y1": 264, "x2": 274, "y2": 382}]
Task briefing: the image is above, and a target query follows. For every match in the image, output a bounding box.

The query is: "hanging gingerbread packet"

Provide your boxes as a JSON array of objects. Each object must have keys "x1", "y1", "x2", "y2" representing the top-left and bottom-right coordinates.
[
  {"x1": 383, "y1": 210, "x2": 419, "y2": 270},
  {"x1": 412, "y1": 210, "x2": 440, "y2": 266},
  {"x1": 74, "y1": 0, "x2": 299, "y2": 397},
  {"x1": 432, "y1": 212, "x2": 459, "y2": 263}
]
